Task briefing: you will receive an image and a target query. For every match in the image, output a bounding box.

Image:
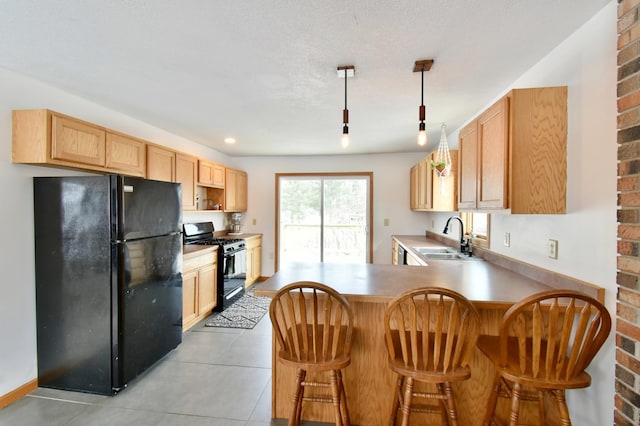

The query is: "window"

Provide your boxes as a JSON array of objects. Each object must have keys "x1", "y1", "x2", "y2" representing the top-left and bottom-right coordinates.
[{"x1": 461, "y1": 212, "x2": 490, "y2": 249}]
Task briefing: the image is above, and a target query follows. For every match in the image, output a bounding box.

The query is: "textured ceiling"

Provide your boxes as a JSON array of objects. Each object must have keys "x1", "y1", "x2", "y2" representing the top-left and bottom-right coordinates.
[{"x1": 0, "y1": 0, "x2": 610, "y2": 156}]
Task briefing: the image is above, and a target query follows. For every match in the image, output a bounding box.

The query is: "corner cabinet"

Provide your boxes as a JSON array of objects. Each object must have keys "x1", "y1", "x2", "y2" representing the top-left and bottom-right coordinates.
[
  {"x1": 182, "y1": 246, "x2": 218, "y2": 331},
  {"x1": 245, "y1": 235, "x2": 262, "y2": 287},
  {"x1": 410, "y1": 150, "x2": 458, "y2": 211}
]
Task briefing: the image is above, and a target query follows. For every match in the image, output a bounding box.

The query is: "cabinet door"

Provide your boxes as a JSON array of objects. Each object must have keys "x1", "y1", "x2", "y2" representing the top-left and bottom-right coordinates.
[
  {"x1": 213, "y1": 164, "x2": 225, "y2": 187},
  {"x1": 176, "y1": 154, "x2": 198, "y2": 210},
  {"x1": 105, "y1": 133, "x2": 146, "y2": 177},
  {"x1": 198, "y1": 160, "x2": 225, "y2": 187},
  {"x1": 410, "y1": 165, "x2": 419, "y2": 210},
  {"x1": 245, "y1": 237, "x2": 262, "y2": 287},
  {"x1": 51, "y1": 114, "x2": 106, "y2": 166},
  {"x1": 477, "y1": 97, "x2": 509, "y2": 209},
  {"x1": 246, "y1": 248, "x2": 255, "y2": 287},
  {"x1": 432, "y1": 150, "x2": 458, "y2": 212},
  {"x1": 252, "y1": 246, "x2": 262, "y2": 282},
  {"x1": 458, "y1": 120, "x2": 478, "y2": 209},
  {"x1": 418, "y1": 158, "x2": 432, "y2": 209},
  {"x1": 182, "y1": 270, "x2": 198, "y2": 330},
  {"x1": 147, "y1": 146, "x2": 175, "y2": 182},
  {"x1": 199, "y1": 161, "x2": 225, "y2": 187},
  {"x1": 225, "y1": 168, "x2": 238, "y2": 211},
  {"x1": 236, "y1": 170, "x2": 248, "y2": 211},
  {"x1": 197, "y1": 263, "x2": 217, "y2": 313}
]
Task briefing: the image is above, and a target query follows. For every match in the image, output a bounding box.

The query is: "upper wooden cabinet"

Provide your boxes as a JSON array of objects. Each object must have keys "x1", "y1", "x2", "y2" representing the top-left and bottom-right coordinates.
[
  {"x1": 198, "y1": 160, "x2": 225, "y2": 188},
  {"x1": 225, "y1": 168, "x2": 248, "y2": 212},
  {"x1": 147, "y1": 145, "x2": 176, "y2": 182},
  {"x1": 410, "y1": 150, "x2": 458, "y2": 212},
  {"x1": 458, "y1": 87, "x2": 567, "y2": 214},
  {"x1": 13, "y1": 110, "x2": 146, "y2": 177},
  {"x1": 458, "y1": 121, "x2": 479, "y2": 210},
  {"x1": 176, "y1": 154, "x2": 198, "y2": 211},
  {"x1": 105, "y1": 132, "x2": 146, "y2": 177},
  {"x1": 51, "y1": 114, "x2": 106, "y2": 166},
  {"x1": 13, "y1": 109, "x2": 249, "y2": 212},
  {"x1": 431, "y1": 150, "x2": 458, "y2": 212},
  {"x1": 13, "y1": 110, "x2": 105, "y2": 169}
]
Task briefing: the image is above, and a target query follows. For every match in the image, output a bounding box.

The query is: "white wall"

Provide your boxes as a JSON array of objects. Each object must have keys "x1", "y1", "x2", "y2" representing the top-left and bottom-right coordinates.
[
  {"x1": 0, "y1": 68, "x2": 232, "y2": 398},
  {"x1": 429, "y1": 2, "x2": 617, "y2": 424}
]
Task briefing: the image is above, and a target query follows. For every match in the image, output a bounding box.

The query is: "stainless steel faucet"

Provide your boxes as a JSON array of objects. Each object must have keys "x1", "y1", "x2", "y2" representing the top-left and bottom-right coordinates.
[{"x1": 443, "y1": 216, "x2": 472, "y2": 256}]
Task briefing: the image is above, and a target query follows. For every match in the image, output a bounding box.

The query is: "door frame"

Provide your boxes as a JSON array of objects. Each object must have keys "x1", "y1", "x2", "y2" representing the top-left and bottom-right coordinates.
[{"x1": 275, "y1": 172, "x2": 374, "y2": 272}]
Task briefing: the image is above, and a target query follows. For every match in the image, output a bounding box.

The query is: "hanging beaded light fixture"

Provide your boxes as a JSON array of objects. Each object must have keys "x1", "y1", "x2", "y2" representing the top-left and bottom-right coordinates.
[{"x1": 433, "y1": 122, "x2": 452, "y2": 194}]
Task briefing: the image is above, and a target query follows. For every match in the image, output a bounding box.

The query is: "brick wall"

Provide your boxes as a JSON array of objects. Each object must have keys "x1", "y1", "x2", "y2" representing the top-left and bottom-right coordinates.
[{"x1": 618, "y1": 1, "x2": 640, "y2": 424}]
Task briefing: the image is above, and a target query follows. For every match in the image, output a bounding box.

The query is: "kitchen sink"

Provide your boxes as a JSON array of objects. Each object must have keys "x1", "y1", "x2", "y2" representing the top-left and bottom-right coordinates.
[
  {"x1": 413, "y1": 246, "x2": 479, "y2": 261},
  {"x1": 415, "y1": 247, "x2": 458, "y2": 255}
]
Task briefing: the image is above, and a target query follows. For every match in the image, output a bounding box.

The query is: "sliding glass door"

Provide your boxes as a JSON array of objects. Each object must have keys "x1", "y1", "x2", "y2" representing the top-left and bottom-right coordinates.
[{"x1": 277, "y1": 173, "x2": 371, "y2": 269}]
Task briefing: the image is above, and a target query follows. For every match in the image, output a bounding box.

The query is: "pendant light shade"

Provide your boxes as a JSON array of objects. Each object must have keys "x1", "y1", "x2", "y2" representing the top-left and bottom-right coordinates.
[
  {"x1": 414, "y1": 59, "x2": 433, "y2": 146},
  {"x1": 338, "y1": 65, "x2": 354, "y2": 148}
]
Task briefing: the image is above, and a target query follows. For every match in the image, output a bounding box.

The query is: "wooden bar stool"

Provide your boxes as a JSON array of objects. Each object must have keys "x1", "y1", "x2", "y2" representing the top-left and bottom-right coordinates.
[
  {"x1": 384, "y1": 287, "x2": 481, "y2": 426},
  {"x1": 269, "y1": 281, "x2": 354, "y2": 426},
  {"x1": 476, "y1": 290, "x2": 611, "y2": 426}
]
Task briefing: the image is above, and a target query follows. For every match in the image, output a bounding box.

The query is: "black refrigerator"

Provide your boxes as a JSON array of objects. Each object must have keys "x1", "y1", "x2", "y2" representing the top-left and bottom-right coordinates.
[{"x1": 33, "y1": 175, "x2": 183, "y2": 395}]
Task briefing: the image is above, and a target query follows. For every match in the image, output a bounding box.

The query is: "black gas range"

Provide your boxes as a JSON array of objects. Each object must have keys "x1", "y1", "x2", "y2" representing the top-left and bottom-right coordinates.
[{"x1": 183, "y1": 222, "x2": 247, "y2": 312}]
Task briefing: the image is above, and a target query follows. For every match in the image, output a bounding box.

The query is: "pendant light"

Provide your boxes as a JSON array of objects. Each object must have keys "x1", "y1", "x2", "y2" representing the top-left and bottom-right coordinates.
[
  {"x1": 413, "y1": 59, "x2": 433, "y2": 146},
  {"x1": 338, "y1": 65, "x2": 354, "y2": 148}
]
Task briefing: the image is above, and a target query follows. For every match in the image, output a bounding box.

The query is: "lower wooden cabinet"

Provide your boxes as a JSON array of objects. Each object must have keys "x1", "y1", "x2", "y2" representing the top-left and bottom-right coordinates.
[
  {"x1": 182, "y1": 247, "x2": 218, "y2": 331},
  {"x1": 245, "y1": 235, "x2": 262, "y2": 287}
]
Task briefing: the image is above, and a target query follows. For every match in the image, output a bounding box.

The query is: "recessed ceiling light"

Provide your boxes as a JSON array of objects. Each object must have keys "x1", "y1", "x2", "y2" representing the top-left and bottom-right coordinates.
[{"x1": 224, "y1": 137, "x2": 236, "y2": 144}]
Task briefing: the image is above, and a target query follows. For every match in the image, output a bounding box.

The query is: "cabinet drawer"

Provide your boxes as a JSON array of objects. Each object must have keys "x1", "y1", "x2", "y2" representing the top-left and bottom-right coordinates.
[{"x1": 183, "y1": 251, "x2": 216, "y2": 272}]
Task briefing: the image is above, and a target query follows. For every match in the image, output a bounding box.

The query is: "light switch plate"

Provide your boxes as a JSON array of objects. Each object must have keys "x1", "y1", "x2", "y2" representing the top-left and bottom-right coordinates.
[{"x1": 548, "y1": 239, "x2": 558, "y2": 259}]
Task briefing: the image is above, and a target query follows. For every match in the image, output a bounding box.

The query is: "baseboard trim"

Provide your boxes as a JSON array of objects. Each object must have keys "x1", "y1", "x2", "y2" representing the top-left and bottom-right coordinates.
[{"x1": 0, "y1": 379, "x2": 37, "y2": 409}]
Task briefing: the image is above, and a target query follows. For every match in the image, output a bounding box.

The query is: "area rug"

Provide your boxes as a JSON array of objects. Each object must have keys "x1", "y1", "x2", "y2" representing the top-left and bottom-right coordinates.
[{"x1": 204, "y1": 289, "x2": 271, "y2": 329}]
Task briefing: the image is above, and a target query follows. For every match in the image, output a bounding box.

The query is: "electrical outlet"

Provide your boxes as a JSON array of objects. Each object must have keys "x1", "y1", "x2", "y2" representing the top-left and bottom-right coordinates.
[
  {"x1": 431, "y1": 219, "x2": 435, "y2": 229},
  {"x1": 504, "y1": 232, "x2": 510, "y2": 247},
  {"x1": 384, "y1": 218, "x2": 390, "y2": 226},
  {"x1": 548, "y1": 239, "x2": 558, "y2": 259},
  {"x1": 252, "y1": 218, "x2": 257, "y2": 225}
]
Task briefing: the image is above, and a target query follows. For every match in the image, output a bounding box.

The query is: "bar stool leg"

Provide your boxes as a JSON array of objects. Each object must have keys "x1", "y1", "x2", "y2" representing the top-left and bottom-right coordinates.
[
  {"x1": 336, "y1": 370, "x2": 351, "y2": 426},
  {"x1": 537, "y1": 390, "x2": 546, "y2": 425},
  {"x1": 390, "y1": 375, "x2": 402, "y2": 426},
  {"x1": 400, "y1": 376, "x2": 414, "y2": 426},
  {"x1": 289, "y1": 368, "x2": 306, "y2": 426},
  {"x1": 443, "y1": 382, "x2": 458, "y2": 426},
  {"x1": 509, "y1": 382, "x2": 523, "y2": 426},
  {"x1": 483, "y1": 373, "x2": 502, "y2": 426},
  {"x1": 329, "y1": 370, "x2": 343, "y2": 426},
  {"x1": 552, "y1": 389, "x2": 572, "y2": 426}
]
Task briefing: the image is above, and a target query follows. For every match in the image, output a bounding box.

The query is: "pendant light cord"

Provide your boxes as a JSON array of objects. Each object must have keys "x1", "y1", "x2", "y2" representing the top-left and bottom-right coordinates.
[
  {"x1": 420, "y1": 67, "x2": 424, "y2": 107},
  {"x1": 344, "y1": 69, "x2": 348, "y2": 113}
]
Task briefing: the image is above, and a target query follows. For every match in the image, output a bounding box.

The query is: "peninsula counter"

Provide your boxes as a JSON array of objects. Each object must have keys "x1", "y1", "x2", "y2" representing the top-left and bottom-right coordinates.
[{"x1": 255, "y1": 261, "x2": 602, "y2": 425}]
